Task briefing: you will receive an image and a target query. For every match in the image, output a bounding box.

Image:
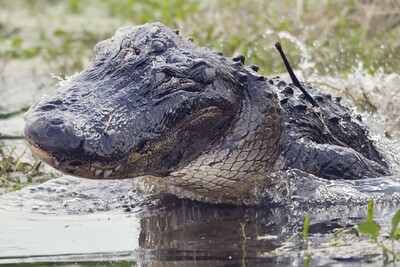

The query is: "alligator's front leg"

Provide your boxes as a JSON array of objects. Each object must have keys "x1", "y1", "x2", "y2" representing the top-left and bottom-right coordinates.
[{"x1": 283, "y1": 136, "x2": 389, "y2": 180}]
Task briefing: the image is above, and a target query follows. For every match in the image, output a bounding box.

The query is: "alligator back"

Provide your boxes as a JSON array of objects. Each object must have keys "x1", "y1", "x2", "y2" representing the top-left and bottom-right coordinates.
[{"x1": 274, "y1": 78, "x2": 389, "y2": 180}]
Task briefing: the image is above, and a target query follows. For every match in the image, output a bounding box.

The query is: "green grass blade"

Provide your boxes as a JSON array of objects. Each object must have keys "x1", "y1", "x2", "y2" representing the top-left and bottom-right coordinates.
[
  {"x1": 366, "y1": 199, "x2": 374, "y2": 221},
  {"x1": 382, "y1": 247, "x2": 389, "y2": 265},
  {"x1": 303, "y1": 212, "x2": 311, "y2": 240},
  {"x1": 390, "y1": 209, "x2": 400, "y2": 240}
]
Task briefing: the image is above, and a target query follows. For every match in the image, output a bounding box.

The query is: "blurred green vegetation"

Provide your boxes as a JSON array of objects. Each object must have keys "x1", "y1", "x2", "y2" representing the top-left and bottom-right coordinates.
[
  {"x1": 0, "y1": 0, "x2": 399, "y2": 77},
  {"x1": 0, "y1": 136, "x2": 49, "y2": 191}
]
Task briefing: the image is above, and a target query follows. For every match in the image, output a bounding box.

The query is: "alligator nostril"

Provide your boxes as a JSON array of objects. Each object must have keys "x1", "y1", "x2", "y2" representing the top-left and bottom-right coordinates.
[
  {"x1": 38, "y1": 99, "x2": 62, "y2": 112},
  {"x1": 40, "y1": 104, "x2": 57, "y2": 112},
  {"x1": 45, "y1": 123, "x2": 64, "y2": 137},
  {"x1": 49, "y1": 117, "x2": 64, "y2": 125}
]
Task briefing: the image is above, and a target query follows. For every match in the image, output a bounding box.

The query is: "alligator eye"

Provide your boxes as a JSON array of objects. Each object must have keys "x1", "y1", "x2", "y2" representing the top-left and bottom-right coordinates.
[
  {"x1": 189, "y1": 59, "x2": 216, "y2": 84},
  {"x1": 151, "y1": 40, "x2": 166, "y2": 54},
  {"x1": 168, "y1": 54, "x2": 187, "y2": 63},
  {"x1": 119, "y1": 38, "x2": 140, "y2": 56},
  {"x1": 121, "y1": 39, "x2": 131, "y2": 49}
]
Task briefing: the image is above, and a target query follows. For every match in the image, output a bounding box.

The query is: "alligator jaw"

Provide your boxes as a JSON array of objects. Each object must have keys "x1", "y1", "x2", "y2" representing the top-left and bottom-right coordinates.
[
  {"x1": 28, "y1": 142, "x2": 123, "y2": 179},
  {"x1": 28, "y1": 142, "x2": 58, "y2": 169}
]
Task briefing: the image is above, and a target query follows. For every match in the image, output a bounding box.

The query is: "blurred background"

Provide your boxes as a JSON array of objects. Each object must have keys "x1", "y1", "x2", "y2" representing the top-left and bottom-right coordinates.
[{"x1": 2, "y1": 0, "x2": 399, "y2": 75}]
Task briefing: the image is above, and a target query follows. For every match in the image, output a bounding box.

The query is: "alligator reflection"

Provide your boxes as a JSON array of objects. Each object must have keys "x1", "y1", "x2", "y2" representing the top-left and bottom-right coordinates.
[
  {"x1": 137, "y1": 196, "x2": 292, "y2": 263},
  {"x1": 135, "y1": 194, "x2": 400, "y2": 266}
]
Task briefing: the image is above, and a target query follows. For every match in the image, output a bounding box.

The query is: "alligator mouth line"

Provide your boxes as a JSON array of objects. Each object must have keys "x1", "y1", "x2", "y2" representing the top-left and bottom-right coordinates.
[{"x1": 27, "y1": 142, "x2": 123, "y2": 179}]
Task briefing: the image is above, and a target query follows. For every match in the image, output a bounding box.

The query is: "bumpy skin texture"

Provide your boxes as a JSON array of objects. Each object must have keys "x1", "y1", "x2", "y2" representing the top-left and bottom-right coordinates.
[
  {"x1": 24, "y1": 22, "x2": 390, "y2": 204},
  {"x1": 275, "y1": 79, "x2": 388, "y2": 180}
]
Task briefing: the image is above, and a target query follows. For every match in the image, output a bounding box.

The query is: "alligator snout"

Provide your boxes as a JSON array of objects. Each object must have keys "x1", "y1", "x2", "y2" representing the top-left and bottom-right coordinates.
[{"x1": 24, "y1": 115, "x2": 83, "y2": 157}]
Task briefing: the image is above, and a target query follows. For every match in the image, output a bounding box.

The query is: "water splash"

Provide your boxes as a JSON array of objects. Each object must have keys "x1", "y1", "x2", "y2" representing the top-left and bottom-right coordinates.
[
  {"x1": 51, "y1": 72, "x2": 79, "y2": 88},
  {"x1": 263, "y1": 29, "x2": 316, "y2": 78},
  {"x1": 307, "y1": 65, "x2": 400, "y2": 175},
  {"x1": 276, "y1": 31, "x2": 315, "y2": 74}
]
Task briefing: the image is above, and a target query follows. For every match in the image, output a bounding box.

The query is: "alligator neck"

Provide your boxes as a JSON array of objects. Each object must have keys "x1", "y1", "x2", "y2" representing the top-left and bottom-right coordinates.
[{"x1": 166, "y1": 76, "x2": 285, "y2": 203}]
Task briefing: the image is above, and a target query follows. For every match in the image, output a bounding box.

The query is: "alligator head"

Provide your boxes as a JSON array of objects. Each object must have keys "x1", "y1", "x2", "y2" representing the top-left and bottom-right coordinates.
[{"x1": 24, "y1": 23, "x2": 285, "y2": 202}]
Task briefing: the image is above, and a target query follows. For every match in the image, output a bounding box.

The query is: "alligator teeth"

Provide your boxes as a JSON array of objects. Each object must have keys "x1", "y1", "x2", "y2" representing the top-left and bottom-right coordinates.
[
  {"x1": 90, "y1": 165, "x2": 119, "y2": 178},
  {"x1": 54, "y1": 160, "x2": 60, "y2": 167},
  {"x1": 95, "y1": 169, "x2": 103, "y2": 177},
  {"x1": 103, "y1": 169, "x2": 113, "y2": 178},
  {"x1": 114, "y1": 165, "x2": 122, "y2": 171}
]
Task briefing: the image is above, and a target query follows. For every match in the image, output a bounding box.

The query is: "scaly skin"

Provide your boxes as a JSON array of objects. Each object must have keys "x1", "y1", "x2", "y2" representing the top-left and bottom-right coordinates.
[{"x1": 24, "y1": 22, "x2": 390, "y2": 204}]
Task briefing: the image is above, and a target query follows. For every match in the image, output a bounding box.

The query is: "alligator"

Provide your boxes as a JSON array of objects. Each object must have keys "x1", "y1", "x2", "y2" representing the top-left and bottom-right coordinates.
[{"x1": 24, "y1": 22, "x2": 391, "y2": 205}]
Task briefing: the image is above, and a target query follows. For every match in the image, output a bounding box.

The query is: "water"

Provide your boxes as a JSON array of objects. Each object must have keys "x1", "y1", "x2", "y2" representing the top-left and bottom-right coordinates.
[
  {"x1": 0, "y1": 178, "x2": 141, "y2": 264},
  {"x1": 1, "y1": 176, "x2": 400, "y2": 266}
]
